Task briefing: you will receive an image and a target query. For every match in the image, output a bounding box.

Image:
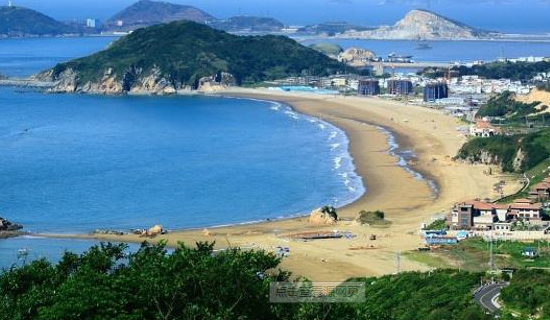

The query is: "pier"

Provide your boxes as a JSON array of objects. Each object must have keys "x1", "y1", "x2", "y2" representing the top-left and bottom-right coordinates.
[{"x1": 0, "y1": 78, "x2": 55, "y2": 88}]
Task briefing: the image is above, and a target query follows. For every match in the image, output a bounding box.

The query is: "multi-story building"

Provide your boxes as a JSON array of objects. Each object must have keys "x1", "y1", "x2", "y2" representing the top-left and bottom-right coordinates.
[
  {"x1": 469, "y1": 119, "x2": 498, "y2": 137},
  {"x1": 358, "y1": 79, "x2": 380, "y2": 96},
  {"x1": 529, "y1": 178, "x2": 550, "y2": 201},
  {"x1": 86, "y1": 19, "x2": 97, "y2": 28},
  {"x1": 448, "y1": 199, "x2": 546, "y2": 230},
  {"x1": 423, "y1": 82, "x2": 448, "y2": 102},
  {"x1": 508, "y1": 199, "x2": 544, "y2": 223},
  {"x1": 387, "y1": 79, "x2": 413, "y2": 95}
]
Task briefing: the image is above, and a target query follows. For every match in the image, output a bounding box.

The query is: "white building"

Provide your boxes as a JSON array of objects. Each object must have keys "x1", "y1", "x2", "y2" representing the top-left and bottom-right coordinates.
[
  {"x1": 469, "y1": 119, "x2": 498, "y2": 137},
  {"x1": 86, "y1": 19, "x2": 97, "y2": 28}
]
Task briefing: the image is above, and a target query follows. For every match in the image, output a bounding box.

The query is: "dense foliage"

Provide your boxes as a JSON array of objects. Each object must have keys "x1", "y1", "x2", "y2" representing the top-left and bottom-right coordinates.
[
  {"x1": 476, "y1": 91, "x2": 540, "y2": 118},
  {"x1": 457, "y1": 128, "x2": 550, "y2": 172},
  {"x1": 0, "y1": 242, "x2": 288, "y2": 320},
  {"x1": 500, "y1": 269, "x2": 550, "y2": 318},
  {"x1": 425, "y1": 219, "x2": 447, "y2": 230},
  {"x1": 452, "y1": 60, "x2": 550, "y2": 82},
  {"x1": 0, "y1": 6, "x2": 74, "y2": 36},
  {"x1": 0, "y1": 242, "x2": 492, "y2": 320},
  {"x1": 50, "y1": 21, "x2": 349, "y2": 88},
  {"x1": 349, "y1": 271, "x2": 490, "y2": 320}
]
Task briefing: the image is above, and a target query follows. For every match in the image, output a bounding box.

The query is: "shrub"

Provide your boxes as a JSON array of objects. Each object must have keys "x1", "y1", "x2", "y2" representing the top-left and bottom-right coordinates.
[{"x1": 357, "y1": 210, "x2": 390, "y2": 226}]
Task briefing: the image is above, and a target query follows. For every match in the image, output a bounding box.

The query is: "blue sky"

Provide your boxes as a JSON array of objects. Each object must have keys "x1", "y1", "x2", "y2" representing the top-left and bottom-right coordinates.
[{"x1": 8, "y1": 0, "x2": 550, "y2": 33}]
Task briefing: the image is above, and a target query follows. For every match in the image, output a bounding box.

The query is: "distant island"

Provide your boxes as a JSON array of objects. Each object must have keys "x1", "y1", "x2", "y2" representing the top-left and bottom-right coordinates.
[
  {"x1": 339, "y1": 9, "x2": 498, "y2": 40},
  {"x1": 0, "y1": 1, "x2": 540, "y2": 40},
  {"x1": 104, "y1": 0, "x2": 286, "y2": 34},
  {"x1": 104, "y1": 0, "x2": 215, "y2": 32},
  {"x1": 298, "y1": 22, "x2": 373, "y2": 37},
  {"x1": 36, "y1": 21, "x2": 348, "y2": 94},
  {"x1": 209, "y1": 16, "x2": 284, "y2": 33},
  {"x1": 0, "y1": 5, "x2": 76, "y2": 37}
]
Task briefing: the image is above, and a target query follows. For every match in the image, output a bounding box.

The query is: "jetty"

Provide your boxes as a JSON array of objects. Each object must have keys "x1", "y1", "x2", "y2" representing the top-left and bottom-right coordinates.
[
  {"x1": 0, "y1": 216, "x2": 24, "y2": 239},
  {"x1": 0, "y1": 78, "x2": 55, "y2": 88}
]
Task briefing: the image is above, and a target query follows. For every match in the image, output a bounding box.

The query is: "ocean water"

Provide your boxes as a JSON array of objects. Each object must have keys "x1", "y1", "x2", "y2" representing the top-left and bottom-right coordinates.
[
  {"x1": 302, "y1": 39, "x2": 550, "y2": 63},
  {"x1": 0, "y1": 36, "x2": 117, "y2": 77},
  {"x1": 0, "y1": 88, "x2": 363, "y2": 234},
  {"x1": 0, "y1": 36, "x2": 365, "y2": 267}
]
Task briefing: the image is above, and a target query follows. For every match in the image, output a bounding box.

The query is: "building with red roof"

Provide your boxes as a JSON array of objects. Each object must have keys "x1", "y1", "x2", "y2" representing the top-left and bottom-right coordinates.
[{"x1": 448, "y1": 198, "x2": 546, "y2": 231}]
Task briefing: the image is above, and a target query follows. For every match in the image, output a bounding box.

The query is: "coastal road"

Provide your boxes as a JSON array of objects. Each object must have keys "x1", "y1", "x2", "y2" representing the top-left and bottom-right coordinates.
[{"x1": 474, "y1": 283, "x2": 508, "y2": 313}]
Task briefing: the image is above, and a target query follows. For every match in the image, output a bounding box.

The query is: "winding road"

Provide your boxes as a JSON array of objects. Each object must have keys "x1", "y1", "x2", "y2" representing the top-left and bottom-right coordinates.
[{"x1": 474, "y1": 283, "x2": 508, "y2": 313}]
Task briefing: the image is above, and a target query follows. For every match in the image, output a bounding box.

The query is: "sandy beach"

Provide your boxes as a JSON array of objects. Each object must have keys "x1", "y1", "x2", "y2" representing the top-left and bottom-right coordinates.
[{"x1": 51, "y1": 89, "x2": 522, "y2": 281}]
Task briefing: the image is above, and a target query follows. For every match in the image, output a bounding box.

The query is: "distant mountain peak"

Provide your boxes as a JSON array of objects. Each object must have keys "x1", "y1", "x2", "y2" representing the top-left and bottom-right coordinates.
[
  {"x1": 105, "y1": 0, "x2": 216, "y2": 31},
  {"x1": 341, "y1": 9, "x2": 495, "y2": 40},
  {"x1": 0, "y1": 5, "x2": 74, "y2": 37}
]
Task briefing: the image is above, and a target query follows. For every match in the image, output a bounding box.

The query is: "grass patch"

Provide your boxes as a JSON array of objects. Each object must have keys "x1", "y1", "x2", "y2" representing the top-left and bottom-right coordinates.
[
  {"x1": 357, "y1": 210, "x2": 392, "y2": 227},
  {"x1": 424, "y1": 238, "x2": 550, "y2": 272},
  {"x1": 403, "y1": 251, "x2": 452, "y2": 269}
]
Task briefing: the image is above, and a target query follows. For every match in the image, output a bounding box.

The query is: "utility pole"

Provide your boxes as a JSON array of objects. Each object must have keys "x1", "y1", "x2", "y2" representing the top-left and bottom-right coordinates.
[
  {"x1": 395, "y1": 251, "x2": 402, "y2": 274},
  {"x1": 489, "y1": 231, "x2": 495, "y2": 275}
]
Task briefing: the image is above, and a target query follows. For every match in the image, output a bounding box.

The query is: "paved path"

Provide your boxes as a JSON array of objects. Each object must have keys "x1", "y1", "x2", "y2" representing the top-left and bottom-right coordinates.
[{"x1": 474, "y1": 283, "x2": 508, "y2": 313}]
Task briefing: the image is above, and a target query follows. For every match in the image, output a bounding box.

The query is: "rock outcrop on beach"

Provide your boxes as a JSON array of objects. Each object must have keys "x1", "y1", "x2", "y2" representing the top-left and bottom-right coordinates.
[
  {"x1": 341, "y1": 9, "x2": 495, "y2": 40},
  {"x1": 36, "y1": 21, "x2": 347, "y2": 94},
  {"x1": 308, "y1": 206, "x2": 338, "y2": 226}
]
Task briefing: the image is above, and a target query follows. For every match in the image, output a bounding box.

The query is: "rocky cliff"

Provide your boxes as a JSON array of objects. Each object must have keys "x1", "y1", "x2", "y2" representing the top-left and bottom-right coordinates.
[{"x1": 341, "y1": 9, "x2": 495, "y2": 40}]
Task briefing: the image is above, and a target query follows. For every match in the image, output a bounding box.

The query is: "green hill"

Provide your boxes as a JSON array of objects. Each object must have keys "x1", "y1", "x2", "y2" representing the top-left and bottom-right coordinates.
[
  {"x1": 457, "y1": 128, "x2": 550, "y2": 172},
  {"x1": 104, "y1": 0, "x2": 215, "y2": 32},
  {"x1": 41, "y1": 21, "x2": 348, "y2": 93},
  {"x1": 0, "y1": 5, "x2": 74, "y2": 37},
  {"x1": 453, "y1": 60, "x2": 550, "y2": 81},
  {"x1": 476, "y1": 91, "x2": 541, "y2": 119}
]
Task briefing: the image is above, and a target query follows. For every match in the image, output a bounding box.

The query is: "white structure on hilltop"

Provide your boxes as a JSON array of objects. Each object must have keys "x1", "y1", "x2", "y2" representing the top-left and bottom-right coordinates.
[
  {"x1": 469, "y1": 118, "x2": 499, "y2": 137},
  {"x1": 7, "y1": 0, "x2": 13, "y2": 7}
]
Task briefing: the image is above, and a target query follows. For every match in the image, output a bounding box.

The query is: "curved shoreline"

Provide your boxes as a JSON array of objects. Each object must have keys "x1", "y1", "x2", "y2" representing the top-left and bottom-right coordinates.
[
  {"x1": 11, "y1": 89, "x2": 521, "y2": 281},
  {"x1": 227, "y1": 96, "x2": 366, "y2": 213}
]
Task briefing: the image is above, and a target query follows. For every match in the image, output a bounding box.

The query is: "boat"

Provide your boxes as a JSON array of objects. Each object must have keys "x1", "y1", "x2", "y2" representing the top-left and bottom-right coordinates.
[
  {"x1": 416, "y1": 43, "x2": 433, "y2": 50},
  {"x1": 17, "y1": 248, "x2": 29, "y2": 258}
]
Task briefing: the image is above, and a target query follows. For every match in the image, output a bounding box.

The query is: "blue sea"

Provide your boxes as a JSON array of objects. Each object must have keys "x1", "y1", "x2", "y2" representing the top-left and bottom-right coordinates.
[
  {"x1": 0, "y1": 37, "x2": 365, "y2": 269},
  {"x1": 301, "y1": 39, "x2": 550, "y2": 64},
  {"x1": 1, "y1": 35, "x2": 550, "y2": 269}
]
